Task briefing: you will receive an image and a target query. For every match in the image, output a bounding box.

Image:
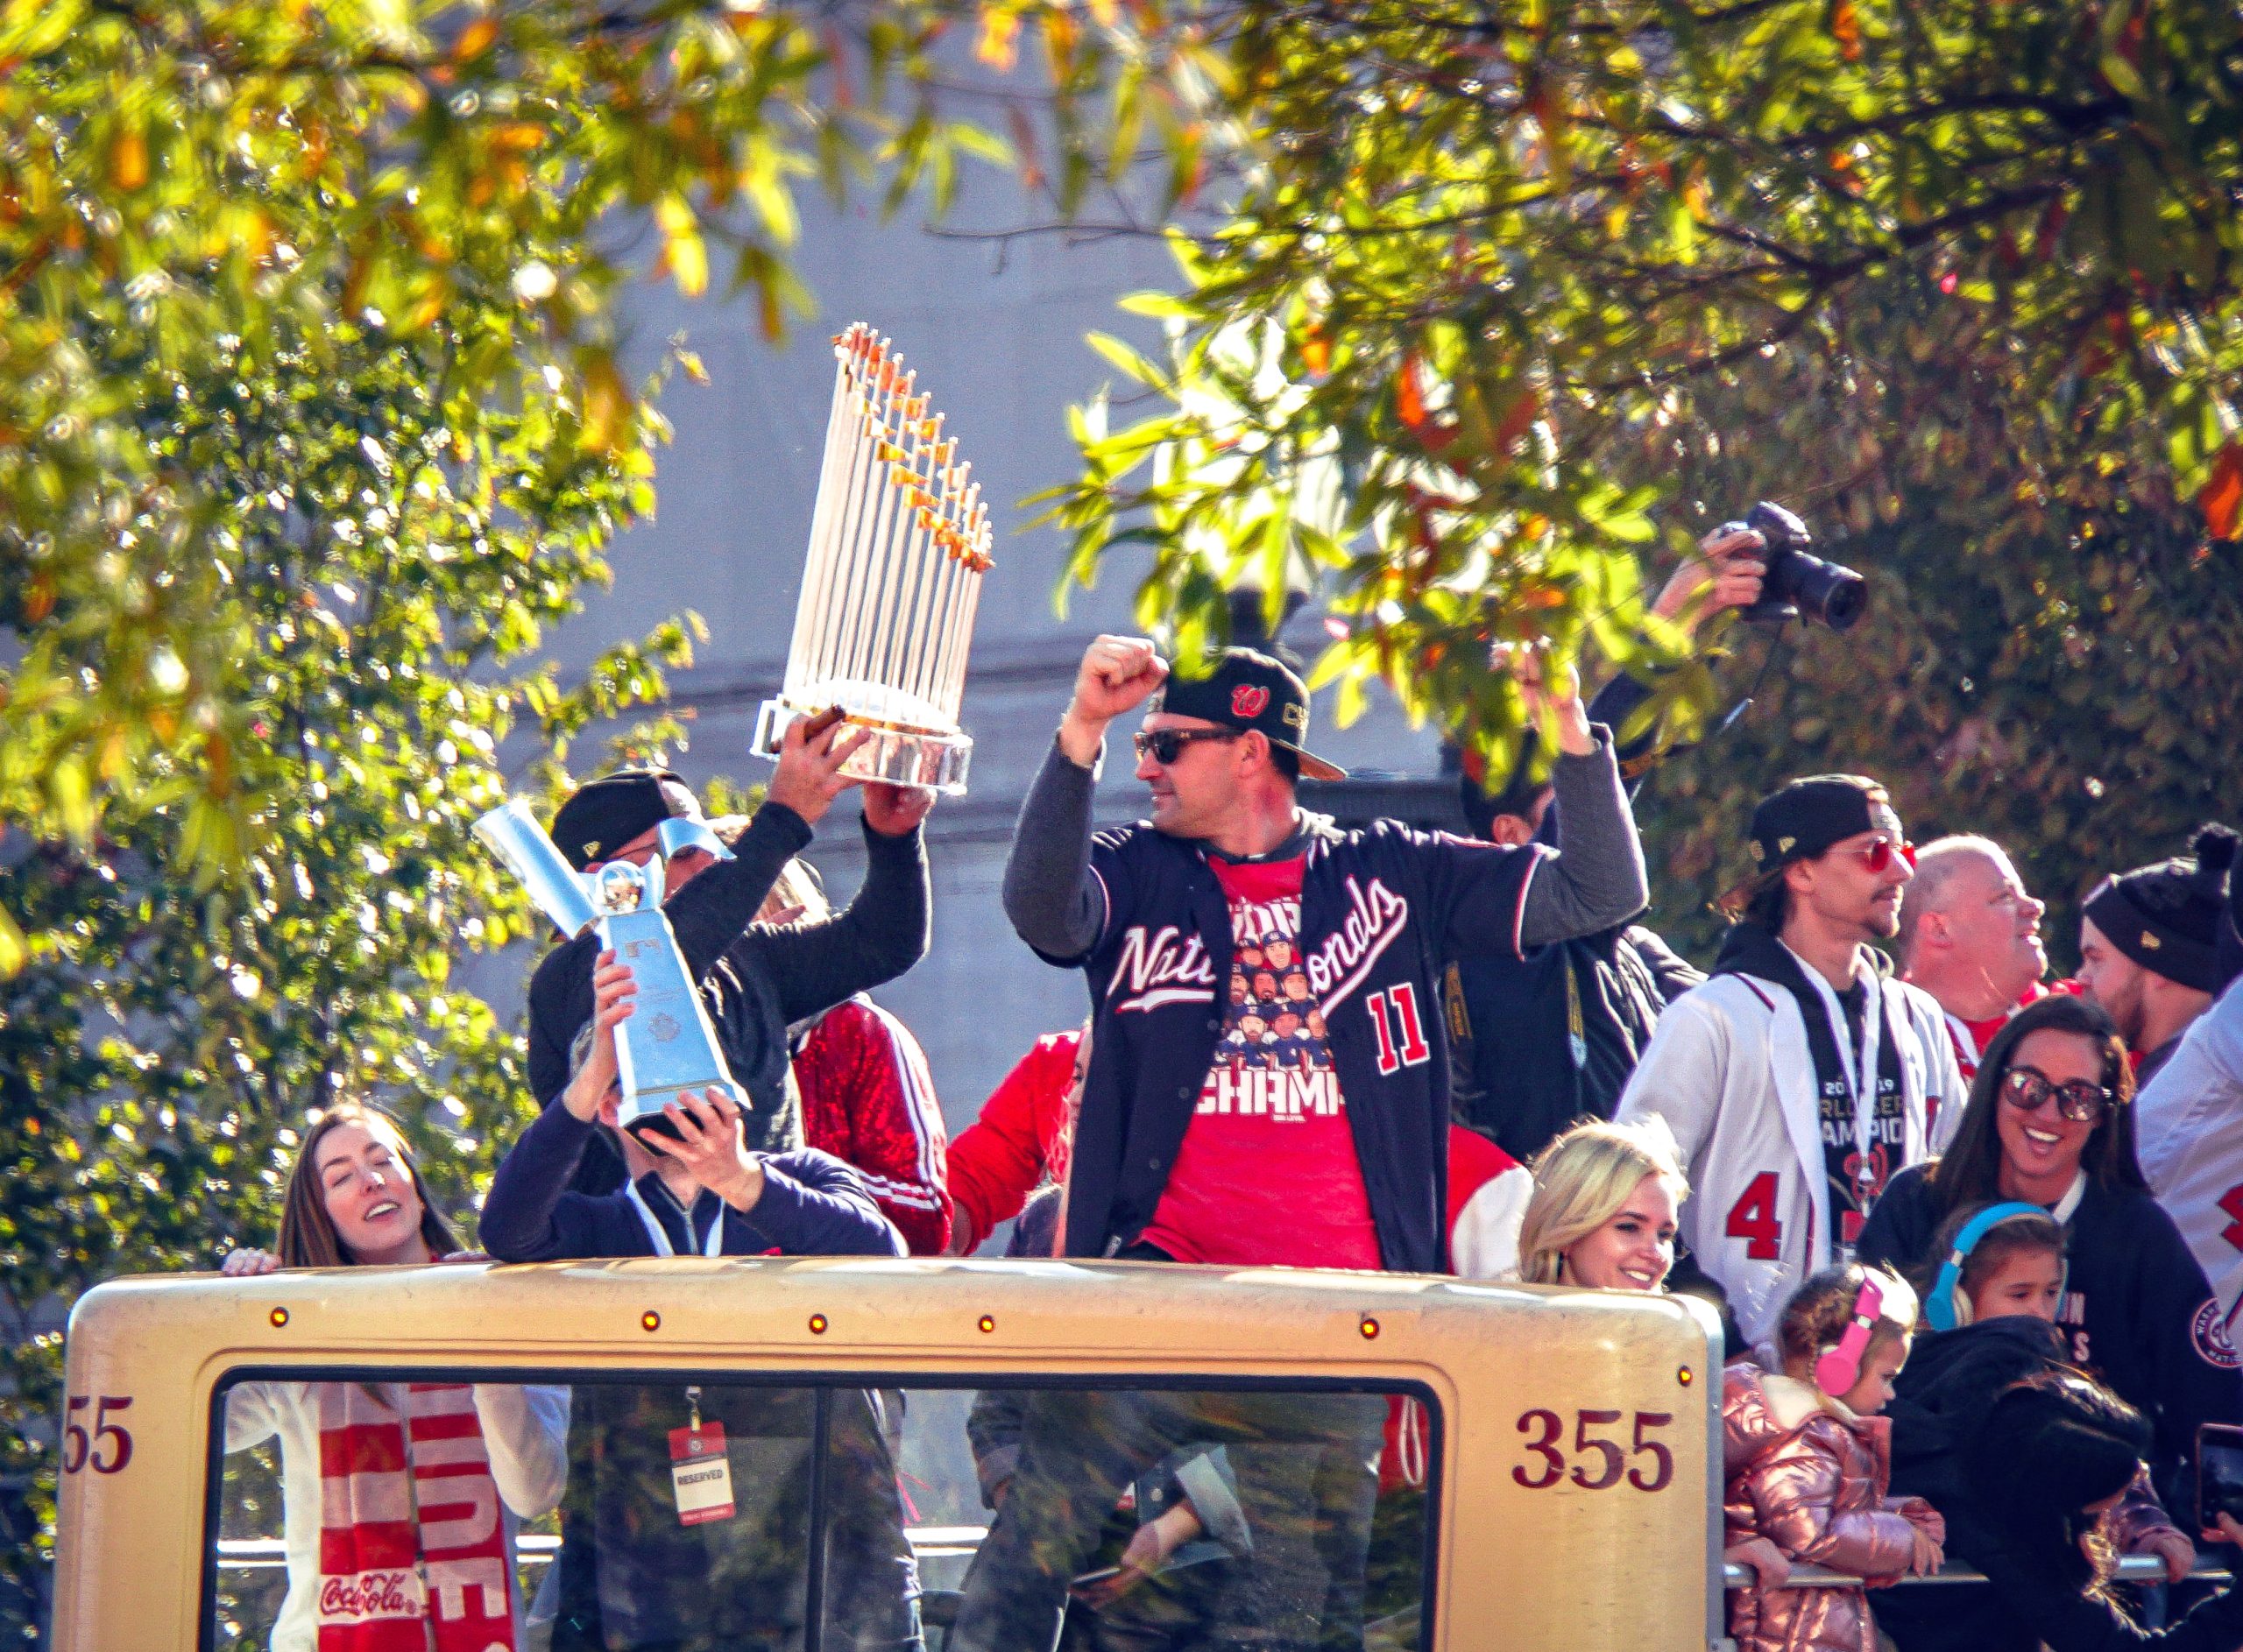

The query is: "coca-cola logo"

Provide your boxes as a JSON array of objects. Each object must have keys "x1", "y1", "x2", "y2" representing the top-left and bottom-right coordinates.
[
  {"x1": 319, "y1": 1570, "x2": 421, "y2": 1621},
  {"x1": 1230, "y1": 685, "x2": 1270, "y2": 719}
]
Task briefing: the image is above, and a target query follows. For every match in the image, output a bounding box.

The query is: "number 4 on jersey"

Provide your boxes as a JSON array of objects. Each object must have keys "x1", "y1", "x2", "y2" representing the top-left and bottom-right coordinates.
[
  {"x1": 1726, "y1": 1173, "x2": 1783, "y2": 1260},
  {"x1": 1367, "y1": 984, "x2": 1431, "y2": 1076}
]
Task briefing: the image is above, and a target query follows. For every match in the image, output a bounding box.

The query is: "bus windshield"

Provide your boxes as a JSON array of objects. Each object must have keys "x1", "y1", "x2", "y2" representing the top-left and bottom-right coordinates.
[{"x1": 208, "y1": 1367, "x2": 1439, "y2": 1652}]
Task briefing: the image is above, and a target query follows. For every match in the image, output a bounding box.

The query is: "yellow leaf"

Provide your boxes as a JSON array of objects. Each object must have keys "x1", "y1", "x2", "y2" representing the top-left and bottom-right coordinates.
[
  {"x1": 110, "y1": 127, "x2": 149, "y2": 192},
  {"x1": 453, "y1": 16, "x2": 499, "y2": 60},
  {"x1": 976, "y1": 8, "x2": 1020, "y2": 71},
  {"x1": 0, "y1": 904, "x2": 25, "y2": 979},
  {"x1": 581, "y1": 352, "x2": 632, "y2": 453},
  {"x1": 655, "y1": 194, "x2": 708, "y2": 296}
]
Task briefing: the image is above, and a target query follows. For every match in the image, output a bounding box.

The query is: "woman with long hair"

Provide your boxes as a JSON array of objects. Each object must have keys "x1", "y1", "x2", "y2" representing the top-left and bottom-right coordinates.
[
  {"x1": 1882, "y1": 1373, "x2": 2243, "y2": 1652},
  {"x1": 1857, "y1": 993, "x2": 2240, "y2": 1513},
  {"x1": 1513, "y1": 1116, "x2": 1689, "y2": 1290},
  {"x1": 221, "y1": 1103, "x2": 569, "y2": 1652}
]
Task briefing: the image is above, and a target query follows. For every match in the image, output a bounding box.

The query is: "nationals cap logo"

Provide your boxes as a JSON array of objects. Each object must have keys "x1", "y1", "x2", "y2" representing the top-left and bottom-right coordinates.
[{"x1": 1231, "y1": 684, "x2": 1271, "y2": 719}]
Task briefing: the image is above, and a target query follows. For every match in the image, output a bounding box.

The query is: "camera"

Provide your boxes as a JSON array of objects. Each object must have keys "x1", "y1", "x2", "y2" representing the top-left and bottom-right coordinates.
[{"x1": 1718, "y1": 501, "x2": 1867, "y2": 632}]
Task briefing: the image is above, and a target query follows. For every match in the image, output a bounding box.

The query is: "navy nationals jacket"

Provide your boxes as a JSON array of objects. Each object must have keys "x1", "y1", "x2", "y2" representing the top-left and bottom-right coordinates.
[{"x1": 1005, "y1": 729, "x2": 1645, "y2": 1274}]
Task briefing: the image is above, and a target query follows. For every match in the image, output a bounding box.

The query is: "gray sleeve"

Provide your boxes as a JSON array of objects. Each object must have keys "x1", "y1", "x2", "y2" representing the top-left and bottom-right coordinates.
[
  {"x1": 1518, "y1": 728, "x2": 1651, "y2": 947},
  {"x1": 1001, "y1": 738, "x2": 1105, "y2": 962}
]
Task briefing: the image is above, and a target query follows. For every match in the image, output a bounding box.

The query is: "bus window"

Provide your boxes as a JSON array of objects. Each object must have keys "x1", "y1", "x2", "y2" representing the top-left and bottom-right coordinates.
[{"x1": 207, "y1": 1373, "x2": 1436, "y2": 1652}]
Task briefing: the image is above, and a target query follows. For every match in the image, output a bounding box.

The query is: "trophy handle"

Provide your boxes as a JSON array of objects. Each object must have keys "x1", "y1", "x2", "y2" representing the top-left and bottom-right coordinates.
[
  {"x1": 657, "y1": 817, "x2": 736, "y2": 865},
  {"x1": 472, "y1": 801, "x2": 602, "y2": 936}
]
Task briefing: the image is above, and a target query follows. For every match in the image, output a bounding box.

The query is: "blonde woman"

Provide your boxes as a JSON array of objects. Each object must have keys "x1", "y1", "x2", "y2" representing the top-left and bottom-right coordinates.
[{"x1": 1513, "y1": 1117, "x2": 1689, "y2": 1290}]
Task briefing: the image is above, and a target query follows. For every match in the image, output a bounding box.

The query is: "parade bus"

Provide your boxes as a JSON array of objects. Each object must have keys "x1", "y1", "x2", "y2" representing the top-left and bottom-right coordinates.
[{"x1": 53, "y1": 1255, "x2": 1725, "y2": 1651}]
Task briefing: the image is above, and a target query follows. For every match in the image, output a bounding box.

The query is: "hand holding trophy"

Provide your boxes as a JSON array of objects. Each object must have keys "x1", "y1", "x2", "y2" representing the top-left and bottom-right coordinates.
[{"x1": 473, "y1": 800, "x2": 743, "y2": 1140}]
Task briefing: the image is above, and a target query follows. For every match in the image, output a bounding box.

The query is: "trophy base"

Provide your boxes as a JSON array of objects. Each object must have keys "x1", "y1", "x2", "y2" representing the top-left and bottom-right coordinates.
[
  {"x1": 753, "y1": 697, "x2": 972, "y2": 795},
  {"x1": 618, "y1": 1081, "x2": 747, "y2": 1143}
]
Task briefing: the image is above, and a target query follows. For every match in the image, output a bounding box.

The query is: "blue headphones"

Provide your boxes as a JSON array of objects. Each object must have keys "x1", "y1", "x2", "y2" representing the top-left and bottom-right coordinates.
[{"x1": 1924, "y1": 1201, "x2": 2053, "y2": 1332}]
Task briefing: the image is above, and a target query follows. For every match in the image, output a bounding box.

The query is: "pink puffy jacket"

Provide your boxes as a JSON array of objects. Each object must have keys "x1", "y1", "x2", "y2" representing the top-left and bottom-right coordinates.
[{"x1": 1722, "y1": 1364, "x2": 1943, "y2": 1652}]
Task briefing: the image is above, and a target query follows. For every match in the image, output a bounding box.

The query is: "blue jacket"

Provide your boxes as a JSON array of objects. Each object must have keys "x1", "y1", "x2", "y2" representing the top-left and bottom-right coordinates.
[{"x1": 480, "y1": 1099, "x2": 905, "y2": 1260}]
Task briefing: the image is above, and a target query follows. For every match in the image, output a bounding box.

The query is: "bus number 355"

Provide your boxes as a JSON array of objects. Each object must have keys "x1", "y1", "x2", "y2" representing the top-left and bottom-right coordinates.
[{"x1": 1512, "y1": 1408, "x2": 1673, "y2": 1492}]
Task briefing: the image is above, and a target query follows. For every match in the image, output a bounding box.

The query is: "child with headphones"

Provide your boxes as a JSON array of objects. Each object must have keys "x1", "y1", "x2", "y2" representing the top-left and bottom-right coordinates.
[
  {"x1": 1873, "y1": 1203, "x2": 2198, "y2": 1652},
  {"x1": 1722, "y1": 1264, "x2": 1946, "y2": 1652}
]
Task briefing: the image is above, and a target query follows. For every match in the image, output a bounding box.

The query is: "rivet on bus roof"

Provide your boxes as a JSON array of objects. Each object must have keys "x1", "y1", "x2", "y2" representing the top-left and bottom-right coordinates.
[
  {"x1": 1678, "y1": 1366, "x2": 1695, "y2": 1386},
  {"x1": 1359, "y1": 1317, "x2": 1379, "y2": 1339},
  {"x1": 269, "y1": 1307, "x2": 289, "y2": 1328},
  {"x1": 977, "y1": 1315, "x2": 996, "y2": 1334},
  {"x1": 809, "y1": 1314, "x2": 829, "y2": 1335},
  {"x1": 640, "y1": 1310, "x2": 661, "y2": 1333}
]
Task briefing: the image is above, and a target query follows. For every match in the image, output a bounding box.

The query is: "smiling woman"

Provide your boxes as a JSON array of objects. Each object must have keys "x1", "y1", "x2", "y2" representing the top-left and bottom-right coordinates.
[
  {"x1": 213, "y1": 1105, "x2": 570, "y2": 1652},
  {"x1": 1857, "y1": 996, "x2": 2243, "y2": 1516}
]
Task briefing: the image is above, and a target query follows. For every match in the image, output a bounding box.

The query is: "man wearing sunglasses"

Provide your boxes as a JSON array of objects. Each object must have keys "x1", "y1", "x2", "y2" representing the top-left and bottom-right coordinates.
[
  {"x1": 959, "y1": 633, "x2": 1646, "y2": 1652},
  {"x1": 1616, "y1": 774, "x2": 1966, "y2": 1353}
]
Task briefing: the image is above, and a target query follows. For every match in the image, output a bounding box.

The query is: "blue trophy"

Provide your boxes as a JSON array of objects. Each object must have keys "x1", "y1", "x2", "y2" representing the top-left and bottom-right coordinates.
[{"x1": 472, "y1": 801, "x2": 746, "y2": 1139}]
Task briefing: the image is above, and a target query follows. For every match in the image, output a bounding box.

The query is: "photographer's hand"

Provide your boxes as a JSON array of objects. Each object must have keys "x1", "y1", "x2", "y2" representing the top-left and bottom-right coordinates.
[
  {"x1": 1652, "y1": 526, "x2": 1766, "y2": 637},
  {"x1": 1497, "y1": 639, "x2": 1594, "y2": 757}
]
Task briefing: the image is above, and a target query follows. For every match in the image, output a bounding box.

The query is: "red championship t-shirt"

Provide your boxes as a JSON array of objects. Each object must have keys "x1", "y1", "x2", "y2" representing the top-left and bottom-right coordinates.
[{"x1": 1137, "y1": 854, "x2": 1383, "y2": 1270}]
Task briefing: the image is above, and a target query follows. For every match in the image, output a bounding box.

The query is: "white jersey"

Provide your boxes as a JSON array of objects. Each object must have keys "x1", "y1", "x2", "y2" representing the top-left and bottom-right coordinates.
[
  {"x1": 2136, "y1": 984, "x2": 2243, "y2": 1334},
  {"x1": 1616, "y1": 964, "x2": 1962, "y2": 1352}
]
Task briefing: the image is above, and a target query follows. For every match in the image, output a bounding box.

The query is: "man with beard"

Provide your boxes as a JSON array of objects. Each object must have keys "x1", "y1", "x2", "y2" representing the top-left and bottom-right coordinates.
[
  {"x1": 2077, "y1": 823, "x2": 2238, "y2": 1086},
  {"x1": 1616, "y1": 775, "x2": 1965, "y2": 1351},
  {"x1": 1894, "y1": 836, "x2": 2057, "y2": 1103}
]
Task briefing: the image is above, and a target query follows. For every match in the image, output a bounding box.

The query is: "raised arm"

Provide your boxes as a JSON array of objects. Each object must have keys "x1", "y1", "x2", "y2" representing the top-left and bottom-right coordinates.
[
  {"x1": 760, "y1": 802, "x2": 932, "y2": 1025},
  {"x1": 1515, "y1": 728, "x2": 1650, "y2": 945},
  {"x1": 1005, "y1": 636, "x2": 1167, "y2": 962}
]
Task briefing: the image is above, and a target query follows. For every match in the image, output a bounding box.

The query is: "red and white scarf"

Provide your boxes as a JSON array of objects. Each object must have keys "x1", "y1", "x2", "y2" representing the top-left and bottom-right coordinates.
[{"x1": 315, "y1": 1383, "x2": 519, "y2": 1652}]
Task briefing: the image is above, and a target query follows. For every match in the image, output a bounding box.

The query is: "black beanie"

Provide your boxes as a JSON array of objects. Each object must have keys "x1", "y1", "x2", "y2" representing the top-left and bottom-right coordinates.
[{"x1": 2083, "y1": 823, "x2": 2239, "y2": 993}]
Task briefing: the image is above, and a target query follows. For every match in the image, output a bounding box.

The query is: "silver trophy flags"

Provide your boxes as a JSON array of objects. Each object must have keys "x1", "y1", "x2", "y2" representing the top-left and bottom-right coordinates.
[
  {"x1": 472, "y1": 799, "x2": 745, "y2": 1140},
  {"x1": 751, "y1": 324, "x2": 994, "y2": 794}
]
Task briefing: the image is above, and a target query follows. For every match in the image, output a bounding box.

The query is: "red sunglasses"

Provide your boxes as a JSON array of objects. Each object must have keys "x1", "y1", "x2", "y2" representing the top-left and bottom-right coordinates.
[{"x1": 1847, "y1": 836, "x2": 1915, "y2": 874}]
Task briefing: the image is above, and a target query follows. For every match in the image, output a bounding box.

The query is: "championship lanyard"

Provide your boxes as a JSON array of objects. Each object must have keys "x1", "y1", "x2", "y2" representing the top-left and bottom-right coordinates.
[
  {"x1": 1791, "y1": 950, "x2": 1886, "y2": 1189},
  {"x1": 1563, "y1": 955, "x2": 1588, "y2": 1071},
  {"x1": 625, "y1": 1181, "x2": 725, "y2": 1259}
]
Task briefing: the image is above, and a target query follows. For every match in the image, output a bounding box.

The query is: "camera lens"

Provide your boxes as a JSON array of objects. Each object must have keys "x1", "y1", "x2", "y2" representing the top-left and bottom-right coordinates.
[{"x1": 1788, "y1": 553, "x2": 1868, "y2": 632}]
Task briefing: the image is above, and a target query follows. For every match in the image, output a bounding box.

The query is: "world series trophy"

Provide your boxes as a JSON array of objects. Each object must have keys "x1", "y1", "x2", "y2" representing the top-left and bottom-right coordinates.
[
  {"x1": 751, "y1": 323, "x2": 994, "y2": 794},
  {"x1": 471, "y1": 800, "x2": 743, "y2": 1140}
]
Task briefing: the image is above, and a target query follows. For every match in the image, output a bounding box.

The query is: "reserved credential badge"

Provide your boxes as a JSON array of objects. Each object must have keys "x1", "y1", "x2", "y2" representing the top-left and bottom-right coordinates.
[{"x1": 669, "y1": 1421, "x2": 735, "y2": 1526}]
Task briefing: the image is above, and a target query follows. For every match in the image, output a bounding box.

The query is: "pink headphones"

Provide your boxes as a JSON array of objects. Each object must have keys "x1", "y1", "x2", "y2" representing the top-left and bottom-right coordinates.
[{"x1": 1813, "y1": 1274, "x2": 1887, "y2": 1397}]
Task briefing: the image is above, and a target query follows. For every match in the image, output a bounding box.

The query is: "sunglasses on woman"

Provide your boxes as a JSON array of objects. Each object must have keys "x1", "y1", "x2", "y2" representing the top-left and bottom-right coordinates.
[
  {"x1": 1133, "y1": 727, "x2": 1242, "y2": 766},
  {"x1": 1999, "y1": 1063, "x2": 2110, "y2": 1124},
  {"x1": 1845, "y1": 836, "x2": 1915, "y2": 875}
]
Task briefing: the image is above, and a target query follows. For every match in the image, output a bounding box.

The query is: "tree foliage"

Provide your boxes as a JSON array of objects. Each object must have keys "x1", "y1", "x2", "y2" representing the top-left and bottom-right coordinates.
[
  {"x1": 0, "y1": 0, "x2": 1012, "y2": 900},
  {"x1": 0, "y1": 0, "x2": 1034, "y2": 1629},
  {"x1": 1017, "y1": 0, "x2": 2243, "y2": 766}
]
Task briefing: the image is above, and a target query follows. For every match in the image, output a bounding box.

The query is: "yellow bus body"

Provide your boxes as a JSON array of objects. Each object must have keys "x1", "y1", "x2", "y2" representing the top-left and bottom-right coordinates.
[{"x1": 56, "y1": 1256, "x2": 1722, "y2": 1651}]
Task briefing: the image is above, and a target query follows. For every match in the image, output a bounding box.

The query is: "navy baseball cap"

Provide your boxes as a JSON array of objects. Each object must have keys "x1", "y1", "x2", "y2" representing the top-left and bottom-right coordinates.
[
  {"x1": 1745, "y1": 774, "x2": 1900, "y2": 872},
  {"x1": 1150, "y1": 648, "x2": 1347, "y2": 782},
  {"x1": 550, "y1": 768, "x2": 702, "y2": 871}
]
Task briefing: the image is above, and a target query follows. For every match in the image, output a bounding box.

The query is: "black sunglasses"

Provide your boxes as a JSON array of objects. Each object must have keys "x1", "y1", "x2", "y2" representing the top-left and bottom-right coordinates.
[
  {"x1": 1999, "y1": 1064, "x2": 2111, "y2": 1124},
  {"x1": 1133, "y1": 727, "x2": 1243, "y2": 766}
]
